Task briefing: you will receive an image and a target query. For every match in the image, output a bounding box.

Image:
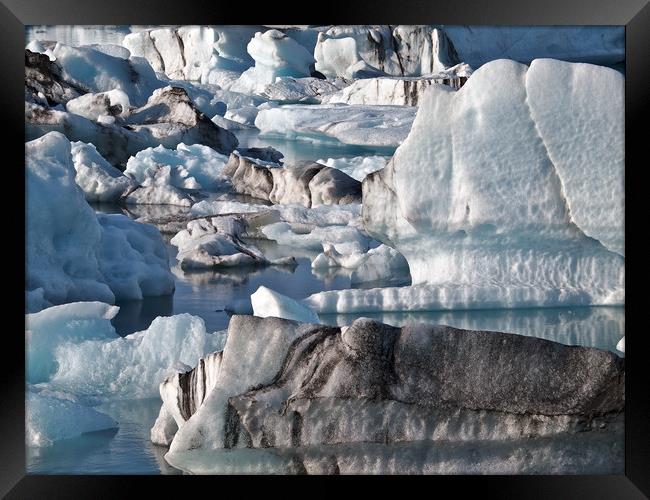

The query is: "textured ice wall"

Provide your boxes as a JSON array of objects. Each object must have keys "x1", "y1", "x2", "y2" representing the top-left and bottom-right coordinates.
[{"x1": 308, "y1": 59, "x2": 624, "y2": 313}]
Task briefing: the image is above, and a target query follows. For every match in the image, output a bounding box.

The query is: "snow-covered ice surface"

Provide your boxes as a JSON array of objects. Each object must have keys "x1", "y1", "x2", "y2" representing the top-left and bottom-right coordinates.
[{"x1": 255, "y1": 104, "x2": 416, "y2": 148}]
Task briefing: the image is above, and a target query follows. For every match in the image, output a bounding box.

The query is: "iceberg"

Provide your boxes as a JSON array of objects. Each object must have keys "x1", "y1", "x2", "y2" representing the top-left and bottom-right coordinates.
[
  {"x1": 230, "y1": 29, "x2": 316, "y2": 95},
  {"x1": 49, "y1": 43, "x2": 163, "y2": 107},
  {"x1": 316, "y1": 155, "x2": 389, "y2": 182},
  {"x1": 65, "y1": 88, "x2": 131, "y2": 121},
  {"x1": 251, "y1": 286, "x2": 320, "y2": 323},
  {"x1": 170, "y1": 214, "x2": 296, "y2": 270},
  {"x1": 309, "y1": 59, "x2": 624, "y2": 313},
  {"x1": 26, "y1": 86, "x2": 238, "y2": 166},
  {"x1": 255, "y1": 103, "x2": 416, "y2": 148},
  {"x1": 163, "y1": 316, "x2": 623, "y2": 474},
  {"x1": 314, "y1": 26, "x2": 462, "y2": 79},
  {"x1": 124, "y1": 143, "x2": 230, "y2": 191},
  {"x1": 26, "y1": 388, "x2": 118, "y2": 447},
  {"x1": 45, "y1": 313, "x2": 225, "y2": 400},
  {"x1": 26, "y1": 132, "x2": 174, "y2": 310},
  {"x1": 70, "y1": 140, "x2": 136, "y2": 202},
  {"x1": 26, "y1": 301, "x2": 120, "y2": 384},
  {"x1": 222, "y1": 153, "x2": 362, "y2": 207}
]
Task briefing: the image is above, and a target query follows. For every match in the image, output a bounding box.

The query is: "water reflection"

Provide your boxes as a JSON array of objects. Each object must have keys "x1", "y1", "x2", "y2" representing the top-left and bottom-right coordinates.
[
  {"x1": 319, "y1": 306, "x2": 625, "y2": 353},
  {"x1": 27, "y1": 398, "x2": 182, "y2": 475}
]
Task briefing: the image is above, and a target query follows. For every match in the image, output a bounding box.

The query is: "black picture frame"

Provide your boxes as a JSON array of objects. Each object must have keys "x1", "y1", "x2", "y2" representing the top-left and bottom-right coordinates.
[{"x1": 4, "y1": 0, "x2": 647, "y2": 496}]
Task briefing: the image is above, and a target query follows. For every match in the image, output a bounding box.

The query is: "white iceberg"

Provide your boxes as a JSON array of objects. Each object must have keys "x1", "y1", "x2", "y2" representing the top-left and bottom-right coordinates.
[
  {"x1": 314, "y1": 26, "x2": 461, "y2": 78},
  {"x1": 26, "y1": 132, "x2": 174, "y2": 310},
  {"x1": 26, "y1": 301, "x2": 120, "y2": 384},
  {"x1": 316, "y1": 155, "x2": 389, "y2": 182},
  {"x1": 70, "y1": 140, "x2": 136, "y2": 202},
  {"x1": 124, "y1": 143, "x2": 230, "y2": 191},
  {"x1": 230, "y1": 29, "x2": 315, "y2": 95},
  {"x1": 323, "y1": 72, "x2": 471, "y2": 106},
  {"x1": 251, "y1": 286, "x2": 320, "y2": 324},
  {"x1": 50, "y1": 43, "x2": 162, "y2": 107},
  {"x1": 170, "y1": 215, "x2": 295, "y2": 270},
  {"x1": 307, "y1": 59, "x2": 624, "y2": 313},
  {"x1": 65, "y1": 89, "x2": 131, "y2": 121}
]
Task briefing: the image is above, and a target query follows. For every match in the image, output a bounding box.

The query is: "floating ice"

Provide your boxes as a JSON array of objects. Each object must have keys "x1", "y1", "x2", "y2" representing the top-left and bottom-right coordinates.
[
  {"x1": 316, "y1": 155, "x2": 389, "y2": 182},
  {"x1": 124, "y1": 143, "x2": 230, "y2": 191},
  {"x1": 46, "y1": 313, "x2": 225, "y2": 400},
  {"x1": 95, "y1": 213, "x2": 176, "y2": 299},
  {"x1": 65, "y1": 89, "x2": 131, "y2": 121},
  {"x1": 50, "y1": 43, "x2": 162, "y2": 107},
  {"x1": 323, "y1": 71, "x2": 471, "y2": 106},
  {"x1": 26, "y1": 132, "x2": 174, "y2": 309},
  {"x1": 170, "y1": 215, "x2": 295, "y2": 270},
  {"x1": 312, "y1": 59, "x2": 625, "y2": 313},
  {"x1": 231, "y1": 29, "x2": 315, "y2": 95},
  {"x1": 314, "y1": 26, "x2": 461, "y2": 78},
  {"x1": 70, "y1": 140, "x2": 136, "y2": 202},
  {"x1": 164, "y1": 316, "x2": 624, "y2": 474},
  {"x1": 251, "y1": 286, "x2": 320, "y2": 323},
  {"x1": 255, "y1": 103, "x2": 415, "y2": 148},
  {"x1": 26, "y1": 301, "x2": 120, "y2": 384},
  {"x1": 26, "y1": 387, "x2": 118, "y2": 447}
]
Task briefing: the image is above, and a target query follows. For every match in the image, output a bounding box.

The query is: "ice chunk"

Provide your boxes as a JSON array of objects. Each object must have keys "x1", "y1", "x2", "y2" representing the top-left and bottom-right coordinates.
[
  {"x1": 47, "y1": 314, "x2": 224, "y2": 400},
  {"x1": 26, "y1": 132, "x2": 175, "y2": 308},
  {"x1": 26, "y1": 301, "x2": 120, "y2": 384},
  {"x1": 164, "y1": 316, "x2": 623, "y2": 474},
  {"x1": 70, "y1": 141, "x2": 136, "y2": 202},
  {"x1": 314, "y1": 26, "x2": 462, "y2": 78},
  {"x1": 259, "y1": 76, "x2": 346, "y2": 103},
  {"x1": 123, "y1": 86, "x2": 238, "y2": 157},
  {"x1": 95, "y1": 213, "x2": 176, "y2": 300},
  {"x1": 50, "y1": 43, "x2": 163, "y2": 107},
  {"x1": 230, "y1": 29, "x2": 315, "y2": 95},
  {"x1": 26, "y1": 388, "x2": 117, "y2": 447},
  {"x1": 65, "y1": 89, "x2": 131, "y2": 121},
  {"x1": 354, "y1": 59, "x2": 624, "y2": 311},
  {"x1": 616, "y1": 336, "x2": 625, "y2": 353},
  {"x1": 170, "y1": 215, "x2": 295, "y2": 270},
  {"x1": 251, "y1": 286, "x2": 320, "y2": 323},
  {"x1": 124, "y1": 143, "x2": 230, "y2": 191},
  {"x1": 316, "y1": 155, "x2": 389, "y2": 182},
  {"x1": 26, "y1": 132, "x2": 115, "y2": 308},
  {"x1": 255, "y1": 103, "x2": 415, "y2": 148},
  {"x1": 323, "y1": 72, "x2": 471, "y2": 106}
]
